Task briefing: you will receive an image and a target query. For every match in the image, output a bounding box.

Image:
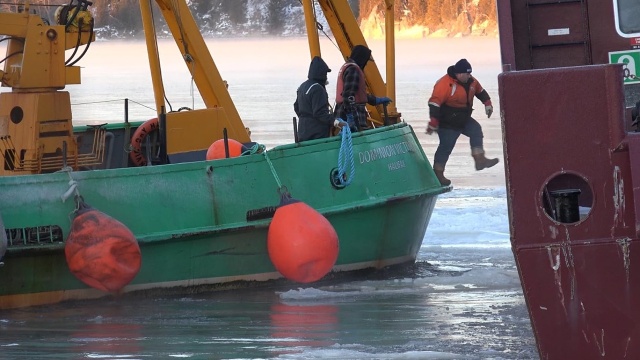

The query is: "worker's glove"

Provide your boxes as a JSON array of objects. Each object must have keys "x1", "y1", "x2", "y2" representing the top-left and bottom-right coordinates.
[
  {"x1": 426, "y1": 117, "x2": 439, "y2": 135},
  {"x1": 333, "y1": 119, "x2": 348, "y2": 128},
  {"x1": 484, "y1": 100, "x2": 493, "y2": 118},
  {"x1": 375, "y1": 97, "x2": 392, "y2": 105}
]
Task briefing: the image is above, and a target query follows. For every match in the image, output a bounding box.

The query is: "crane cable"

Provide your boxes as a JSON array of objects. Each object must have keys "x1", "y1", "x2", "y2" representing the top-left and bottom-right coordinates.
[
  {"x1": 297, "y1": 0, "x2": 340, "y2": 51},
  {"x1": 170, "y1": 0, "x2": 196, "y2": 110}
]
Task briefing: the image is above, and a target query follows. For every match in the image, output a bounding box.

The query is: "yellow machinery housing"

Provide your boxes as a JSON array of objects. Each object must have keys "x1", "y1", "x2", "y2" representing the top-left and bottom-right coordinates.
[{"x1": 0, "y1": 3, "x2": 99, "y2": 175}]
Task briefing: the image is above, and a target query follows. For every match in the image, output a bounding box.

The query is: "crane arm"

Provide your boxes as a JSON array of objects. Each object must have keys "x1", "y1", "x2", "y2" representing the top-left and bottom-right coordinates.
[{"x1": 141, "y1": 0, "x2": 250, "y2": 143}]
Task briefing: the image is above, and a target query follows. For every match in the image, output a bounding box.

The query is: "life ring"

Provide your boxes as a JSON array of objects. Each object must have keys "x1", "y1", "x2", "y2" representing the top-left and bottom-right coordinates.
[{"x1": 129, "y1": 118, "x2": 158, "y2": 166}]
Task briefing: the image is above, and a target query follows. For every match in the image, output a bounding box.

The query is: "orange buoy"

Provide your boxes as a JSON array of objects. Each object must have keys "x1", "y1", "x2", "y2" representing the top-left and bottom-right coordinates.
[
  {"x1": 267, "y1": 197, "x2": 339, "y2": 283},
  {"x1": 206, "y1": 138, "x2": 245, "y2": 160},
  {"x1": 65, "y1": 200, "x2": 141, "y2": 292},
  {"x1": 129, "y1": 118, "x2": 159, "y2": 166}
]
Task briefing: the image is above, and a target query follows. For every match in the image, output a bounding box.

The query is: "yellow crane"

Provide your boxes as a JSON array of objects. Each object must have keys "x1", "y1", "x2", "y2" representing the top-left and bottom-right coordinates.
[{"x1": 0, "y1": 0, "x2": 400, "y2": 174}]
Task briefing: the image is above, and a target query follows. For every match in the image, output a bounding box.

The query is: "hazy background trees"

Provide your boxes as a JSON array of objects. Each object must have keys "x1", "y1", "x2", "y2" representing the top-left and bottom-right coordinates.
[{"x1": 0, "y1": 0, "x2": 497, "y2": 38}]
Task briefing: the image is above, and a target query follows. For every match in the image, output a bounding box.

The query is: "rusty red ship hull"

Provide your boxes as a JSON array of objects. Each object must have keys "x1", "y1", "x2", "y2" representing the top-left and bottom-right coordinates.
[{"x1": 498, "y1": 0, "x2": 640, "y2": 358}]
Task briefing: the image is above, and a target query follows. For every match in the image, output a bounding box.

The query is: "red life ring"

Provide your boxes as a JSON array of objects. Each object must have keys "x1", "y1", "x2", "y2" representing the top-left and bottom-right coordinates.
[{"x1": 129, "y1": 118, "x2": 159, "y2": 166}]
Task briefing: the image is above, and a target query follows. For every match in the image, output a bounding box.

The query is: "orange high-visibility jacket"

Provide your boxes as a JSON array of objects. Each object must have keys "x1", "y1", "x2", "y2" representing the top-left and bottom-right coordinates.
[{"x1": 428, "y1": 68, "x2": 490, "y2": 130}]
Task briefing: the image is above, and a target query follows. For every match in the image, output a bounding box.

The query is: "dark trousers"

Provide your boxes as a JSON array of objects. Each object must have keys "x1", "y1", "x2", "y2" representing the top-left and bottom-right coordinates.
[{"x1": 434, "y1": 117, "x2": 484, "y2": 165}]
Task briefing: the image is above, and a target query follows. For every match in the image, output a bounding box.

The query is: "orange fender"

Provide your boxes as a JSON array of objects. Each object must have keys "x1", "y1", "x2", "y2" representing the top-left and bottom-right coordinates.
[
  {"x1": 267, "y1": 200, "x2": 339, "y2": 283},
  {"x1": 65, "y1": 203, "x2": 141, "y2": 293},
  {"x1": 129, "y1": 118, "x2": 159, "y2": 166}
]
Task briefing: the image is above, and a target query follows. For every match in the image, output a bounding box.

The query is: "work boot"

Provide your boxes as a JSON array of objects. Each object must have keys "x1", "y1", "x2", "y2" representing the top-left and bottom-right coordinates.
[
  {"x1": 433, "y1": 163, "x2": 451, "y2": 186},
  {"x1": 471, "y1": 147, "x2": 499, "y2": 171}
]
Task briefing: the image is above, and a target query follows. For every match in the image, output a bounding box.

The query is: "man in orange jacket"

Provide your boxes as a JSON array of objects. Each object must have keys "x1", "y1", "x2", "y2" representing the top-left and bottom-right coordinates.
[{"x1": 426, "y1": 58, "x2": 499, "y2": 186}]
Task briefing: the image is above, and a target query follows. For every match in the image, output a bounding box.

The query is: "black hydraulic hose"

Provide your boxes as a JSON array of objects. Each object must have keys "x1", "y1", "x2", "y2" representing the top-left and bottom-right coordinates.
[
  {"x1": 67, "y1": 20, "x2": 94, "y2": 67},
  {"x1": 0, "y1": 38, "x2": 24, "y2": 65},
  {"x1": 64, "y1": 0, "x2": 95, "y2": 65},
  {"x1": 0, "y1": 51, "x2": 22, "y2": 64},
  {"x1": 65, "y1": 20, "x2": 83, "y2": 65},
  {"x1": 64, "y1": 2, "x2": 82, "y2": 31},
  {"x1": 65, "y1": 0, "x2": 94, "y2": 29},
  {"x1": 0, "y1": 37, "x2": 23, "y2": 45}
]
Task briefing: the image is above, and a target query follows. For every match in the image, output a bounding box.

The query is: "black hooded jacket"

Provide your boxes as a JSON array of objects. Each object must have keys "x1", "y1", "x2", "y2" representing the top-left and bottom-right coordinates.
[{"x1": 294, "y1": 56, "x2": 334, "y2": 141}]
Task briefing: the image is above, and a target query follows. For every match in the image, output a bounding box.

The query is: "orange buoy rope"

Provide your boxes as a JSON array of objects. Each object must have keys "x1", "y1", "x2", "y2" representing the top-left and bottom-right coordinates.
[
  {"x1": 129, "y1": 118, "x2": 159, "y2": 166},
  {"x1": 267, "y1": 191, "x2": 339, "y2": 283},
  {"x1": 65, "y1": 198, "x2": 141, "y2": 292}
]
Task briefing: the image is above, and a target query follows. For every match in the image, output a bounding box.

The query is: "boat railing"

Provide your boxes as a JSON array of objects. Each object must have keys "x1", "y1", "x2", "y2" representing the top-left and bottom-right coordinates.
[
  {"x1": 0, "y1": 125, "x2": 106, "y2": 173},
  {"x1": 4, "y1": 225, "x2": 64, "y2": 248}
]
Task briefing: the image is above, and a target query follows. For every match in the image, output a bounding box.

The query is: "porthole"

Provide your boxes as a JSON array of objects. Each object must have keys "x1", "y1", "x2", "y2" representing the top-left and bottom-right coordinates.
[
  {"x1": 541, "y1": 172, "x2": 593, "y2": 224},
  {"x1": 10, "y1": 106, "x2": 23, "y2": 124}
]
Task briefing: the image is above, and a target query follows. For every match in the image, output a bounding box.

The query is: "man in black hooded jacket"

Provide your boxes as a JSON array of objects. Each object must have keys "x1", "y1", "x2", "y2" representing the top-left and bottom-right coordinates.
[
  {"x1": 334, "y1": 45, "x2": 391, "y2": 131},
  {"x1": 294, "y1": 56, "x2": 346, "y2": 142}
]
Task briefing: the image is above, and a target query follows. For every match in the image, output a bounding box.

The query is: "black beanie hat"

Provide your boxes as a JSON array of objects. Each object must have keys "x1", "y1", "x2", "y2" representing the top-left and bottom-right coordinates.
[
  {"x1": 453, "y1": 58, "x2": 472, "y2": 74},
  {"x1": 350, "y1": 45, "x2": 372, "y2": 69}
]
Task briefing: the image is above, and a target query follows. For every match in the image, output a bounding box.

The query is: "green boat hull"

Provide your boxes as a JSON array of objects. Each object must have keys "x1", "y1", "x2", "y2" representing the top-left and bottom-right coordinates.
[{"x1": 0, "y1": 123, "x2": 447, "y2": 308}]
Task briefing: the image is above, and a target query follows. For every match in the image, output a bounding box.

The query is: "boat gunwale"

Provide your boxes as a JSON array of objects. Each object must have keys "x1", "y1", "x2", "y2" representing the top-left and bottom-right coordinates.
[{"x1": 0, "y1": 123, "x2": 419, "y2": 185}]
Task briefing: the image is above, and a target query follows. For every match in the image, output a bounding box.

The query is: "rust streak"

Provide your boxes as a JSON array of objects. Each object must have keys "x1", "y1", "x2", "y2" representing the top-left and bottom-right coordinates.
[
  {"x1": 562, "y1": 227, "x2": 577, "y2": 300},
  {"x1": 592, "y1": 329, "x2": 605, "y2": 357},
  {"x1": 546, "y1": 245, "x2": 567, "y2": 315},
  {"x1": 616, "y1": 237, "x2": 631, "y2": 283},
  {"x1": 613, "y1": 166, "x2": 626, "y2": 236}
]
